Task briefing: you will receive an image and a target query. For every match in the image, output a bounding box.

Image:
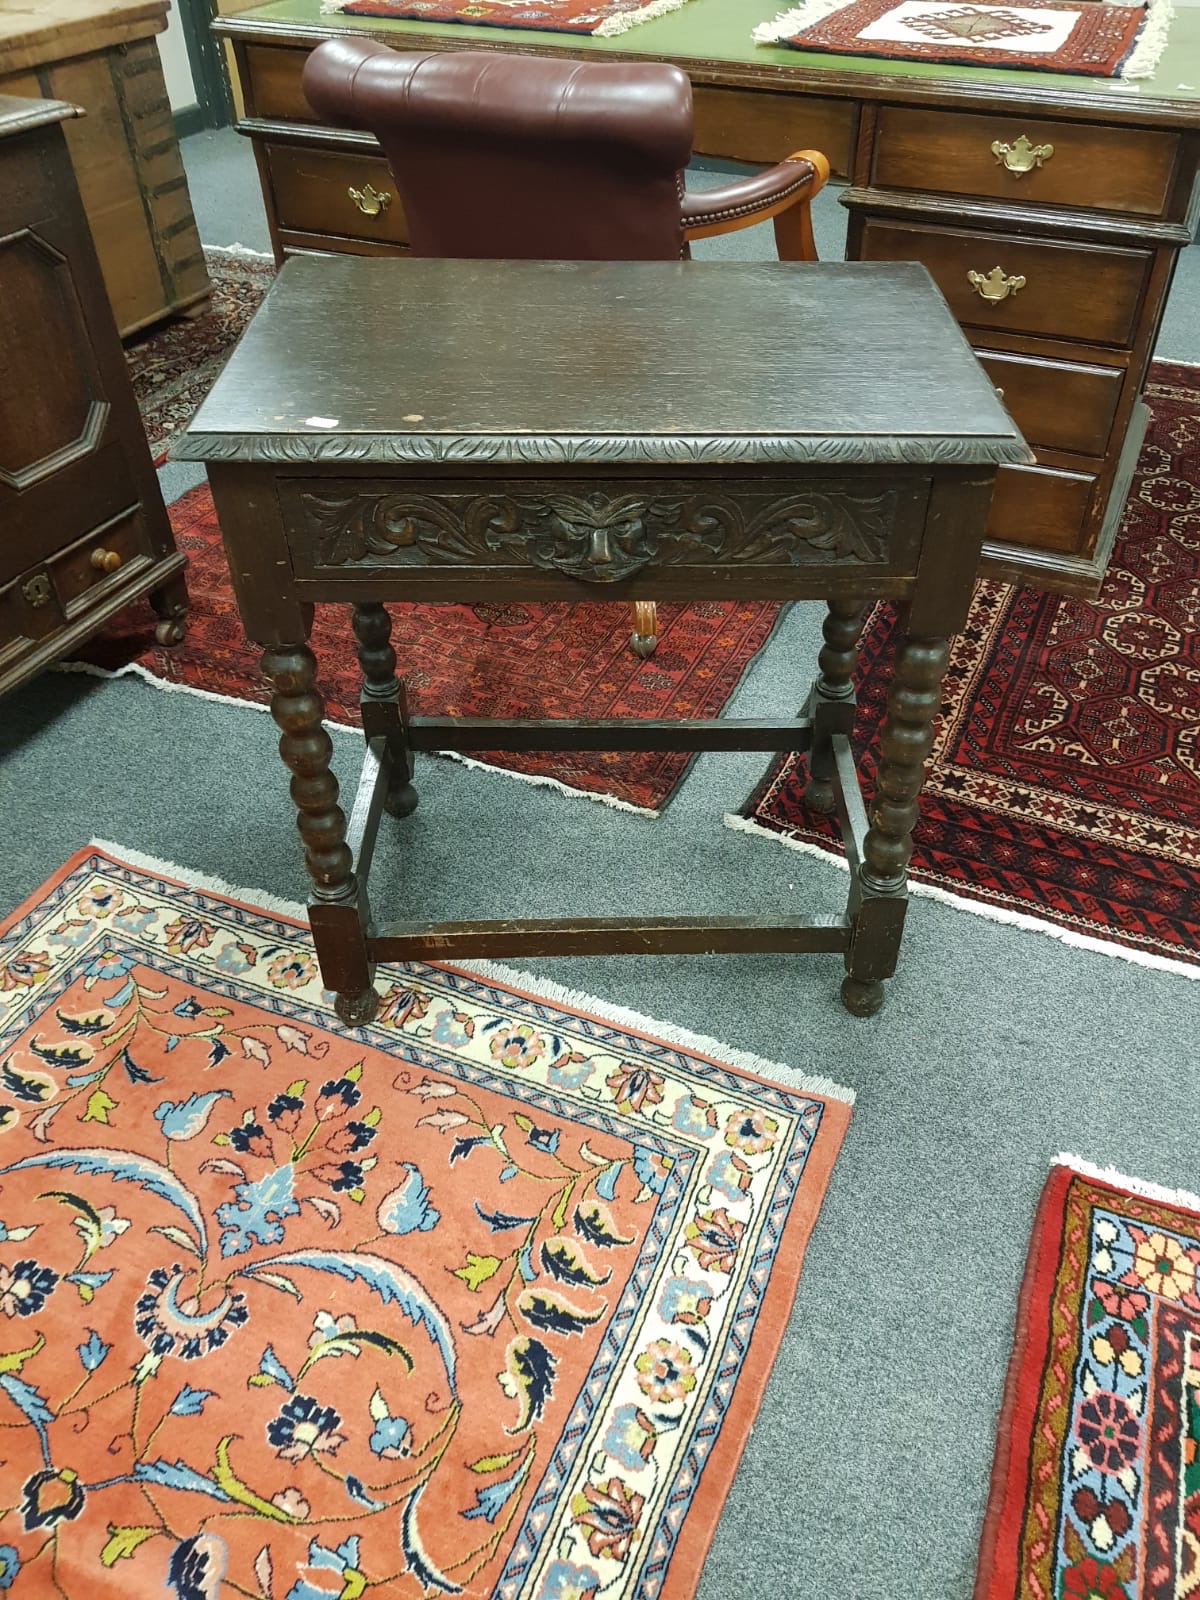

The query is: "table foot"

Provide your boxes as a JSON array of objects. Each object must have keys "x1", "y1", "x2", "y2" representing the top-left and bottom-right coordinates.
[
  {"x1": 383, "y1": 780, "x2": 419, "y2": 818},
  {"x1": 150, "y1": 572, "x2": 189, "y2": 647},
  {"x1": 840, "y1": 974, "x2": 884, "y2": 1016},
  {"x1": 802, "y1": 773, "x2": 836, "y2": 814},
  {"x1": 630, "y1": 600, "x2": 658, "y2": 659},
  {"x1": 334, "y1": 986, "x2": 380, "y2": 1027}
]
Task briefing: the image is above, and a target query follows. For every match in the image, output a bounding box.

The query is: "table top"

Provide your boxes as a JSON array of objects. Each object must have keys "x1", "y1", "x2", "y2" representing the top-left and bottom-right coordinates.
[
  {"x1": 219, "y1": 0, "x2": 1200, "y2": 120},
  {"x1": 177, "y1": 257, "x2": 1029, "y2": 470}
]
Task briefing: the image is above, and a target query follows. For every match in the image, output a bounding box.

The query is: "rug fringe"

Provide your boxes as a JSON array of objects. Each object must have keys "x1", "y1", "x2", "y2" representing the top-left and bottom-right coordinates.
[
  {"x1": 1053, "y1": 1153, "x2": 1200, "y2": 1214},
  {"x1": 594, "y1": 0, "x2": 698, "y2": 37},
  {"x1": 465, "y1": 958, "x2": 855, "y2": 1103},
  {"x1": 722, "y1": 811, "x2": 1200, "y2": 982},
  {"x1": 55, "y1": 660, "x2": 658, "y2": 817},
  {"x1": 84, "y1": 839, "x2": 853, "y2": 1103},
  {"x1": 1119, "y1": 0, "x2": 1174, "y2": 78},
  {"x1": 752, "y1": 0, "x2": 845, "y2": 43},
  {"x1": 203, "y1": 242, "x2": 275, "y2": 264}
]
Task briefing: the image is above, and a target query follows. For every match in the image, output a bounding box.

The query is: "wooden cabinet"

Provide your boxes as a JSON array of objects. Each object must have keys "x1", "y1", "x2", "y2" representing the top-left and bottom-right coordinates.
[
  {"x1": 0, "y1": 95, "x2": 188, "y2": 699},
  {"x1": 0, "y1": 0, "x2": 210, "y2": 337}
]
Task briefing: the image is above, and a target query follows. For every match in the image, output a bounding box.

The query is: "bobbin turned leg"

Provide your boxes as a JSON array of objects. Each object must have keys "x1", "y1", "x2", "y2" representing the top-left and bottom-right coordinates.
[
  {"x1": 630, "y1": 600, "x2": 658, "y2": 659},
  {"x1": 804, "y1": 596, "x2": 864, "y2": 814},
  {"x1": 352, "y1": 601, "x2": 417, "y2": 817},
  {"x1": 842, "y1": 629, "x2": 948, "y2": 1017},
  {"x1": 261, "y1": 642, "x2": 378, "y2": 1027}
]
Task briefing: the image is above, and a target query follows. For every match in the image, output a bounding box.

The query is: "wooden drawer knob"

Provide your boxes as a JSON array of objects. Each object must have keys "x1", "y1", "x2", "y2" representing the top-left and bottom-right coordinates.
[
  {"x1": 991, "y1": 134, "x2": 1054, "y2": 176},
  {"x1": 348, "y1": 182, "x2": 391, "y2": 218},
  {"x1": 90, "y1": 547, "x2": 122, "y2": 574},
  {"x1": 968, "y1": 266, "x2": 1026, "y2": 304}
]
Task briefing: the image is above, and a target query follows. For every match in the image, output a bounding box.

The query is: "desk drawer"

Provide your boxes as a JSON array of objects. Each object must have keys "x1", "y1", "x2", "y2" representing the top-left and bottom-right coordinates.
[
  {"x1": 987, "y1": 458, "x2": 1097, "y2": 555},
  {"x1": 242, "y1": 42, "x2": 312, "y2": 121},
  {"x1": 692, "y1": 87, "x2": 855, "y2": 175},
  {"x1": 265, "y1": 144, "x2": 409, "y2": 246},
  {"x1": 872, "y1": 107, "x2": 1180, "y2": 219},
  {"x1": 858, "y1": 218, "x2": 1150, "y2": 348},
  {"x1": 975, "y1": 349, "x2": 1123, "y2": 458},
  {"x1": 49, "y1": 511, "x2": 154, "y2": 616}
]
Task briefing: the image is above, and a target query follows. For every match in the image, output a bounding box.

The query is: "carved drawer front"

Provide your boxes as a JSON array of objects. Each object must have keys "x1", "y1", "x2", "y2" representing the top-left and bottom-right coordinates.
[
  {"x1": 283, "y1": 478, "x2": 926, "y2": 581},
  {"x1": 241, "y1": 43, "x2": 313, "y2": 122},
  {"x1": 987, "y1": 459, "x2": 1097, "y2": 556},
  {"x1": 49, "y1": 511, "x2": 154, "y2": 616},
  {"x1": 265, "y1": 144, "x2": 409, "y2": 246},
  {"x1": 858, "y1": 218, "x2": 1150, "y2": 348},
  {"x1": 975, "y1": 349, "x2": 1123, "y2": 458},
  {"x1": 872, "y1": 108, "x2": 1180, "y2": 219}
]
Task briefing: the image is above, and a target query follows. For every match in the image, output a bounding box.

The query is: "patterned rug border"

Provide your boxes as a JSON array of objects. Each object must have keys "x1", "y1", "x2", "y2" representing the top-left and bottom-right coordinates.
[
  {"x1": 87, "y1": 836, "x2": 855, "y2": 1105},
  {"x1": 721, "y1": 811, "x2": 1200, "y2": 982}
]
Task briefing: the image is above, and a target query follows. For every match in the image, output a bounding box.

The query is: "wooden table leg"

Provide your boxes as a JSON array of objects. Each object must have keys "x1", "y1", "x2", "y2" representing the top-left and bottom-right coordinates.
[
  {"x1": 804, "y1": 596, "x2": 864, "y2": 814},
  {"x1": 351, "y1": 601, "x2": 418, "y2": 817},
  {"x1": 842, "y1": 629, "x2": 948, "y2": 1016},
  {"x1": 262, "y1": 642, "x2": 378, "y2": 1027}
]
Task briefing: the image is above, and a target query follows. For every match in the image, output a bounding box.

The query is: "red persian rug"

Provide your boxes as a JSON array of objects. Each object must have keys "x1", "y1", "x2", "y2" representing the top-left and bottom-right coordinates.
[
  {"x1": 734, "y1": 360, "x2": 1200, "y2": 973},
  {"x1": 72, "y1": 485, "x2": 780, "y2": 813},
  {"x1": 328, "y1": 0, "x2": 694, "y2": 38},
  {"x1": 976, "y1": 1157, "x2": 1200, "y2": 1600},
  {"x1": 0, "y1": 843, "x2": 850, "y2": 1599},
  {"x1": 753, "y1": 0, "x2": 1155, "y2": 78}
]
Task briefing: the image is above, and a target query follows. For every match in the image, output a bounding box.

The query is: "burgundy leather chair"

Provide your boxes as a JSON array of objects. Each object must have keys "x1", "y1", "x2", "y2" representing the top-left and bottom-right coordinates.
[{"x1": 303, "y1": 40, "x2": 830, "y2": 656}]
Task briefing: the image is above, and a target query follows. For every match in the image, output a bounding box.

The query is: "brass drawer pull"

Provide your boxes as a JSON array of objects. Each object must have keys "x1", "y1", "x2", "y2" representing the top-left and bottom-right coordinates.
[
  {"x1": 968, "y1": 266, "x2": 1026, "y2": 304},
  {"x1": 90, "y1": 547, "x2": 122, "y2": 574},
  {"x1": 991, "y1": 134, "x2": 1054, "y2": 176},
  {"x1": 348, "y1": 182, "x2": 392, "y2": 218}
]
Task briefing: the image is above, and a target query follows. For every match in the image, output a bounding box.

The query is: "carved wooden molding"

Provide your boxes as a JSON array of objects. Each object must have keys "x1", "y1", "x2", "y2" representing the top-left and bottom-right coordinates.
[
  {"x1": 176, "y1": 429, "x2": 1031, "y2": 468},
  {"x1": 293, "y1": 484, "x2": 906, "y2": 579}
]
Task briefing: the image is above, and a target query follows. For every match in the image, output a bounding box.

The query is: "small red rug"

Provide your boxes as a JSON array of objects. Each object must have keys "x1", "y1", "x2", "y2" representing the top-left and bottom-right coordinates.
[
  {"x1": 976, "y1": 1158, "x2": 1200, "y2": 1600},
  {"x1": 0, "y1": 843, "x2": 850, "y2": 1599},
  {"x1": 73, "y1": 485, "x2": 781, "y2": 813},
  {"x1": 754, "y1": 0, "x2": 1152, "y2": 77},
  {"x1": 328, "y1": 0, "x2": 694, "y2": 37},
  {"x1": 734, "y1": 361, "x2": 1200, "y2": 973}
]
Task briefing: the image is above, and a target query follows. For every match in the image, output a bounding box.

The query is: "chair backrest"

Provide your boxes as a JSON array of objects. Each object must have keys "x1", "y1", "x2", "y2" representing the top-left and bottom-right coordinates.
[{"x1": 302, "y1": 40, "x2": 694, "y2": 261}]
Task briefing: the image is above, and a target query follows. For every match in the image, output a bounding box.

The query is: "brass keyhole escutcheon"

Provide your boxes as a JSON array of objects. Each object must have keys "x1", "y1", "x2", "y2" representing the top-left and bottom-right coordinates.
[
  {"x1": 968, "y1": 266, "x2": 1027, "y2": 304},
  {"x1": 21, "y1": 573, "x2": 52, "y2": 608},
  {"x1": 90, "y1": 547, "x2": 122, "y2": 574},
  {"x1": 348, "y1": 182, "x2": 392, "y2": 218},
  {"x1": 991, "y1": 134, "x2": 1054, "y2": 176}
]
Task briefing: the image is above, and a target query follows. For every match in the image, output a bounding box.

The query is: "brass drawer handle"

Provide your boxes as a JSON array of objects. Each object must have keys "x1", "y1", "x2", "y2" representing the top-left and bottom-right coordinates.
[
  {"x1": 90, "y1": 547, "x2": 122, "y2": 574},
  {"x1": 348, "y1": 182, "x2": 392, "y2": 218},
  {"x1": 991, "y1": 134, "x2": 1054, "y2": 176},
  {"x1": 968, "y1": 266, "x2": 1026, "y2": 304}
]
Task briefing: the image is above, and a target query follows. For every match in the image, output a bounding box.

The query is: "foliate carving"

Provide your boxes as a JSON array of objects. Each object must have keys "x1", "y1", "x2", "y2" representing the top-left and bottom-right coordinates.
[{"x1": 297, "y1": 485, "x2": 901, "y2": 579}]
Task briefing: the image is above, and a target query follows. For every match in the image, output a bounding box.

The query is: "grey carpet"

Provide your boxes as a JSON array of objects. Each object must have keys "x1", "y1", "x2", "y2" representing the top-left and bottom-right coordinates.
[{"x1": 1, "y1": 127, "x2": 1197, "y2": 1600}]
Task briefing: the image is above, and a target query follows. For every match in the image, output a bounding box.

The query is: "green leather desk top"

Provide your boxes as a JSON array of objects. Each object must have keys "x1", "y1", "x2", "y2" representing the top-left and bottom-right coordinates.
[{"x1": 223, "y1": 0, "x2": 1200, "y2": 119}]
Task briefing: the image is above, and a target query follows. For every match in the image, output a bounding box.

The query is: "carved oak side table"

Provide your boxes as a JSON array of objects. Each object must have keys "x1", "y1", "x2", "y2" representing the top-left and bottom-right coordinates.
[{"x1": 177, "y1": 256, "x2": 1028, "y2": 1024}]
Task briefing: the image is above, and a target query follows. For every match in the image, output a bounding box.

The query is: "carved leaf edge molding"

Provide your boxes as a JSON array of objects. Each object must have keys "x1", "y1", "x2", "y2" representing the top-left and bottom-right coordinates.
[{"x1": 176, "y1": 430, "x2": 1031, "y2": 467}]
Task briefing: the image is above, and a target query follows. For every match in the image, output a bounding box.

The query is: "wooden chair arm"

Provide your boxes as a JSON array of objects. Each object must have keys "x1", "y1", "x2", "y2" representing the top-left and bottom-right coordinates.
[{"x1": 681, "y1": 149, "x2": 830, "y2": 261}]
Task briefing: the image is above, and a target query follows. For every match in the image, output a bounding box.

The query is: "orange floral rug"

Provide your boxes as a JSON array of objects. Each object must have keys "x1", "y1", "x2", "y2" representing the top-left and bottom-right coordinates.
[{"x1": 0, "y1": 845, "x2": 850, "y2": 1598}]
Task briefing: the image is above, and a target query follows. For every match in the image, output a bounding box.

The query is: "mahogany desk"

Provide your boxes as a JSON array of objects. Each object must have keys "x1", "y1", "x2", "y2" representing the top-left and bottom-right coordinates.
[
  {"x1": 215, "y1": 0, "x2": 1200, "y2": 599},
  {"x1": 177, "y1": 255, "x2": 1028, "y2": 1024}
]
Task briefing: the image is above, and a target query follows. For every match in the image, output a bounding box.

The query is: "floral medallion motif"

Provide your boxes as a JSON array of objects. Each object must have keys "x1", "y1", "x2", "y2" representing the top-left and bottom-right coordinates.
[{"x1": 0, "y1": 848, "x2": 849, "y2": 1598}]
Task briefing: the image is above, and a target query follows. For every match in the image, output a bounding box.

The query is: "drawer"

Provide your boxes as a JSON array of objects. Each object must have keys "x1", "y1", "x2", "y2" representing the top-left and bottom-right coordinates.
[
  {"x1": 872, "y1": 107, "x2": 1180, "y2": 219},
  {"x1": 241, "y1": 42, "x2": 313, "y2": 121},
  {"x1": 975, "y1": 349, "x2": 1123, "y2": 458},
  {"x1": 692, "y1": 87, "x2": 855, "y2": 176},
  {"x1": 265, "y1": 143, "x2": 409, "y2": 246},
  {"x1": 858, "y1": 218, "x2": 1150, "y2": 348},
  {"x1": 987, "y1": 459, "x2": 1097, "y2": 555},
  {"x1": 50, "y1": 512, "x2": 154, "y2": 616}
]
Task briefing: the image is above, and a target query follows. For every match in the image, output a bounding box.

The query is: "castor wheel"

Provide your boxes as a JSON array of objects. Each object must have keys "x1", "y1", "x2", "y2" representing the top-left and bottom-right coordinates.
[
  {"x1": 334, "y1": 986, "x2": 381, "y2": 1027},
  {"x1": 840, "y1": 975, "x2": 884, "y2": 1017},
  {"x1": 154, "y1": 617, "x2": 187, "y2": 647},
  {"x1": 383, "y1": 782, "x2": 419, "y2": 818},
  {"x1": 802, "y1": 774, "x2": 836, "y2": 814}
]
